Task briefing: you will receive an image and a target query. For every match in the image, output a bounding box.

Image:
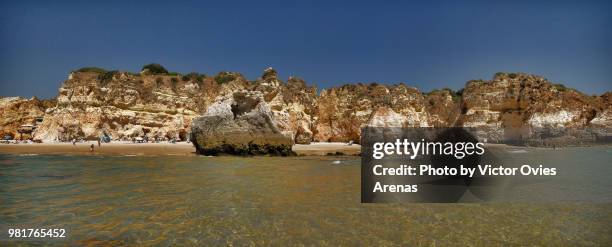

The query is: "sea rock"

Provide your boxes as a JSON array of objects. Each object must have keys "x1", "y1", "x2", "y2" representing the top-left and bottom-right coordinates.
[{"x1": 190, "y1": 91, "x2": 294, "y2": 155}]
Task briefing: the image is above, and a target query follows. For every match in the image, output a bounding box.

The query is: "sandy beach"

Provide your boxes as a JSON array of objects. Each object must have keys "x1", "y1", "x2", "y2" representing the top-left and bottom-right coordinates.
[
  {"x1": 0, "y1": 142, "x2": 361, "y2": 156},
  {"x1": 292, "y1": 142, "x2": 361, "y2": 156}
]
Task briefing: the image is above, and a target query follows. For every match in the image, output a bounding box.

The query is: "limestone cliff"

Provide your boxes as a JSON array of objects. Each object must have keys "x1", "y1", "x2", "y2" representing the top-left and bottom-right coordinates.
[
  {"x1": 0, "y1": 97, "x2": 55, "y2": 139},
  {"x1": 458, "y1": 73, "x2": 606, "y2": 144},
  {"x1": 1, "y1": 66, "x2": 609, "y2": 146},
  {"x1": 314, "y1": 83, "x2": 431, "y2": 142},
  {"x1": 33, "y1": 70, "x2": 213, "y2": 141}
]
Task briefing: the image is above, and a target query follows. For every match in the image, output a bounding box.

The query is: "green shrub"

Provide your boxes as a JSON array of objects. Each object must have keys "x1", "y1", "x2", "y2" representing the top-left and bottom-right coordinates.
[
  {"x1": 141, "y1": 63, "x2": 169, "y2": 74},
  {"x1": 553, "y1": 83, "x2": 571, "y2": 92},
  {"x1": 214, "y1": 72, "x2": 237, "y2": 84},
  {"x1": 426, "y1": 88, "x2": 462, "y2": 102},
  {"x1": 495, "y1": 72, "x2": 518, "y2": 79},
  {"x1": 262, "y1": 68, "x2": 277, "y2": 80},
  {"x1": 494, "y1": 72, "x2": 507, "y2": 78},
  {"x1": 182, "y1": 72, "x2": 205, "y2": 82},
  {"x1": 76, "y1": 67, "x2": 107, "y2": 73},
  {"x1": 98, "y1": 70, "x2": 119, "y2": 85},
  {"x1": 467, "y1": 79, "x2": 484, "y2": 85}
]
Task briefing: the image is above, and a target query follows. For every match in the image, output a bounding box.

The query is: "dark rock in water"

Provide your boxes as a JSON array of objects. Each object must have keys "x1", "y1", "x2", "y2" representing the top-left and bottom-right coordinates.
[{"x1": 191, "y1": 91, "x2": 294, "y2": 156}]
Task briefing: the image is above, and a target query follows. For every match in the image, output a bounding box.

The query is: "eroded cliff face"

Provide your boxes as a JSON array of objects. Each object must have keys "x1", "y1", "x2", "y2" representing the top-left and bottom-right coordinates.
[
  {"x1": 591, "y1": 92, "x2": 612, "y2": 129},
  {"x1": 27, "y1": 68, "x2": 319, "y2": 144},
  {"x1": 33, "y1": 71, "x2": 215, "y2": 141},
  {"x1": 314, "y1": 83, "x2": 432, "y2": 142},
  {"x1": 458, "y1": 73, "x2": 605, "y2": 143},
  {"x1": 0, "y1": 97, "x2": 55, "y2": 139},
  {"x1": 251, "y1": 68, "x2": 317, "y2": 144},
  {"x1": 4, "y1": 68, "x2": 608, "y2": 145}
]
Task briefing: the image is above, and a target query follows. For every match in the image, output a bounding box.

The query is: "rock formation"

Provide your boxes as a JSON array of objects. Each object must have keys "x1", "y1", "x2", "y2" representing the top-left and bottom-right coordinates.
[
  {"x1": 458, "y1": 73, "x2": 606, "y2": 144},
  {"x1": 190, "y1": 89, "x2": 294, "y2": 155},
  {"x1": 33, "y1": 70, "x2": 212, "y2": 141},
  {"x1": 0, "y1": 97, "x2": 55, "y2": 140},
  {"x1": 1, "y1": 66, "x2": 609, "y2": 149}
]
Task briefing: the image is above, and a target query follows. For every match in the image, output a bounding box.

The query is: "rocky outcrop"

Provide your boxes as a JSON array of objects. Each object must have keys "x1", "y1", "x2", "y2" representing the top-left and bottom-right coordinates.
[
  {"x1": 2, "y1": 66, "x2": 608, "y2": 148},
  {"x1": 314, "y1": 83, "x2": 431, "y2": 142},
  {"x1": 33, "y1": 71, "x2": 214, "y2": 141},
  {"x1": 458, "y1": 73, "x2": 605, "y2": 144},
  {"x1": 251, "y1": 68, "x2": 317, "y2": 144},
  {"x1": 591, "y1": 93, "x2": 612, "y2": 127},
  {"x1": 0, "y1": 97, "x2": 55, "y2": 139},
  {"x1": 190, "y1": 90, "x2": 294, "y2": 155}
]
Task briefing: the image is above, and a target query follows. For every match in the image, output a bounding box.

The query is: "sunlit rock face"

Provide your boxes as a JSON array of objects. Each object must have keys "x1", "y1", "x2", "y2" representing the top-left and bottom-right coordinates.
[
  {"x1": 589, "y1": 92, "x2": 612, "y2": 141},
  {"x1": 424, "y1": 89, "x2": 461, "y2": 127},
  {"x1": 458, "y1": 73, "x2": 605, "y2": 144},
  {"x1": 0, "y1": 97, "x2": 55, "y2": 139},
  {"x1": 190, "y1": 90, "x2": 294, "y2": 155},
  {"x1": 314, "y1": 83, "x2": 432, "y2": 143},
  {"x1": 251, "y1": 69, "x2": 317, "y2": 144},
  {"x1": 33, "y1": 71, "x2": 213, "y2": 141},
  {"x1": 2, "y1": 67, "x2": 606, "y2": 148}
]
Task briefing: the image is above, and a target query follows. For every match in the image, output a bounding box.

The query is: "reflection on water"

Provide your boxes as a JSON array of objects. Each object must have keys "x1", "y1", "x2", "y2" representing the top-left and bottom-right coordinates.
[{"x1": 1, "y1": 147, "x2": 611, "y2": 245}]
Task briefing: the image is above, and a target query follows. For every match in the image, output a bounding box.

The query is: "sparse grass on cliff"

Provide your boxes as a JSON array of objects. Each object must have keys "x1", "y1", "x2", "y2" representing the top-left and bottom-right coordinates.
[
  {"x1": 494, "y1": 72, "x2": 519, "y2": 79},
  {"x1": 182, "y1": 72, "x2": 206, "y2": 83},
  {"x1": 214, "y1": 72, "x2": 238, "y2": 84},
  {"x1": 553, "y1": 83, "x2": 575, "y2": 92},
  {"x1": 98, "y1": 70, "x2": 119, "y2": 86},
  {"x1": 75, "y1": 67, "x2": 107, "y2": 73},
  {"x1": 426, "y1": 88, "x2": 462, "y2": 102}
]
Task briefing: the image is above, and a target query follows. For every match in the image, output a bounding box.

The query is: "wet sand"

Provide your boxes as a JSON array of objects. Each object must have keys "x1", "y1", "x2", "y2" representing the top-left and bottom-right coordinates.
[
  {"x1": 293, "y1": 142, "x2": 361, "y2": 156},
  {"x1": 0, "y1": 142, "x2": 198, "y2": 155},
  {"x1": 0, "y1": 142, "x2": 361, "y2": 156}
]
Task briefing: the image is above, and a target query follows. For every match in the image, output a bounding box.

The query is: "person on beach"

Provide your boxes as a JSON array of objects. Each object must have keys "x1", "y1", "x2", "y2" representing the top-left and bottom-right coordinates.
[
  {"x1": 72, "y1": 139, "x2": 76, "y2": 146},
  {"x1": 97, "y1": 139, "x2": 101, "y2": 147},
  {"x1": 90, "y1": 144, "x2": 94, "y2": 152}
]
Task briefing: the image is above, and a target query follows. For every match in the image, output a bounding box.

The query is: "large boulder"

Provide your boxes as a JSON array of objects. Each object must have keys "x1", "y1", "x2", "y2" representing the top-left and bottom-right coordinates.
[{"x1": 190, "y1": 91, "x2": 294, "y2": 155}]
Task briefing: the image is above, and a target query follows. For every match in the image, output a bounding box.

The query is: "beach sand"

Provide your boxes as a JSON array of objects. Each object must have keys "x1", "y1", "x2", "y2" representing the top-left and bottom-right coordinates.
[
  {"x1": 0, "y1": 142, "x2": 361, "y2": 156},
  {"x1": 292, "y1": 142, "x2": 361, "y2": 156},
  {"x1": 0, "y1": 142, "x2": 197, "y2": 156}
]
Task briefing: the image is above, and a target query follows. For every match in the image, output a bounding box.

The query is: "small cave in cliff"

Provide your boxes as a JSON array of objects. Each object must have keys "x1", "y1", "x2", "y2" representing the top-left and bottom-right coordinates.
[{"x1": 230, "y1": 93, "x2": 261, "y2": 119}]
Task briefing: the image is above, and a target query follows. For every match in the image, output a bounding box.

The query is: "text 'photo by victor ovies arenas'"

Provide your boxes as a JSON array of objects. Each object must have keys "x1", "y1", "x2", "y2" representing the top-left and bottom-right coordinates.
[{"x1": 1, "y1": 0, "x2": 611, "y2": 246}]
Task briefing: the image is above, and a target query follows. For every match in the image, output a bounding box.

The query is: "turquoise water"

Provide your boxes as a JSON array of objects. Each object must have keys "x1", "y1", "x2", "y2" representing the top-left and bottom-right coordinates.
[{"x1": 1, "y1": 147, "x2": 611, "y2": 245}]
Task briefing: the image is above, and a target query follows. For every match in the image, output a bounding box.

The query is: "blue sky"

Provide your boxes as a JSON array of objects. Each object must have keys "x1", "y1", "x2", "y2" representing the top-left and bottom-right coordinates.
[{"x1": 1, "y1": 0, "x2": 610, "y2": 99}]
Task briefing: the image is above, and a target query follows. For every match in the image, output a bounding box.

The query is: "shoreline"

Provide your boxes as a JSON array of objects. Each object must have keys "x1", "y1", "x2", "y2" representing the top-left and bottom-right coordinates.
[
  {"x1": 0, "y1": 142, "x2": 607, "y2": 157},
  {"x1": 0, "y1": 142, "x2": 362, "y2": 156}
]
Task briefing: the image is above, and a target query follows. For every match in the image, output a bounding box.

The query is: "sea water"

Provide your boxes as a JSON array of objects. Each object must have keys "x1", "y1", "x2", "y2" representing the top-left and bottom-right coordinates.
[{"x1": 0, "y1": 147, "x2": 611, "y2": 245}]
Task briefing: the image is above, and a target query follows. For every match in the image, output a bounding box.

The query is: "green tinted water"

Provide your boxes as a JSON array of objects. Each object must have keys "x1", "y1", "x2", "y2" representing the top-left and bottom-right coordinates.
[{"x1": 1, "y1": 147, "x2": 611, "y2": 245}]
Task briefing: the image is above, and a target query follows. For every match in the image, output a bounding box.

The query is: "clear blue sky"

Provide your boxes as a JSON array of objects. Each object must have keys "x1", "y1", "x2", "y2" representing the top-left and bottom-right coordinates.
[{"x1": 1, "y1": 0, "x2": 610, "y2": 99}]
